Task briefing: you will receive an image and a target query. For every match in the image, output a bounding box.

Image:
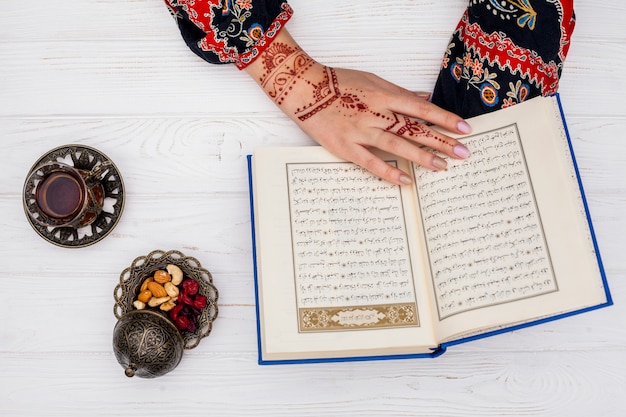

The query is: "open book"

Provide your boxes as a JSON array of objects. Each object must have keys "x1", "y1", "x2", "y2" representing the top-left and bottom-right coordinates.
[{"x1": 247, "y1": 95, "x2": 612, "y2": 364}]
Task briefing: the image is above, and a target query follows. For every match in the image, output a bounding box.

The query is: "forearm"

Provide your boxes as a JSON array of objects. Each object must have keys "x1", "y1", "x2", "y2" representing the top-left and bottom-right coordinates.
[
  {"x1": 244, "y1": 29, "x2": 324, "y2": 126},
  {"x1": 164, "y1": 1, "x2": 471, "y2": 185},
  {"x1": 245, "y1": 29, "x2": 472, "y2": 186}
]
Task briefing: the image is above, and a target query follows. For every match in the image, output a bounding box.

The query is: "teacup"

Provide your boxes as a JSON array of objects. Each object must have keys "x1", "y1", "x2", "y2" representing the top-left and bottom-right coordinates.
[{"x1": 24, "y1": 161, "x2": 111, "y2": 228}]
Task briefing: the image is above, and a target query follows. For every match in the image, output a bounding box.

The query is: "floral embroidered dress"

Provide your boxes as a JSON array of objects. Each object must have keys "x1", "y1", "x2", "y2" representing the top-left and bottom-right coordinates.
[
  {"x1": 165, "y1": 0, "x2": 575, "y2": 117},
  {"x1": 164, "y1": 0, "x2": 293, "y2": 69},
  {"x1": 432, "y1": 0, "x2": 576, "y2": 118}
]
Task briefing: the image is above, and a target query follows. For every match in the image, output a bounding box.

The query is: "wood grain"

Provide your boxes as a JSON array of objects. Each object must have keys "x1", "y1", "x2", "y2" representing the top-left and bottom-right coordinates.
[
  {"x1": 1, "y1": 351, "x2": 625, "y2": 416},
  {"x1": 1, "y1": 1, "x2": 625, "y2": 416}
]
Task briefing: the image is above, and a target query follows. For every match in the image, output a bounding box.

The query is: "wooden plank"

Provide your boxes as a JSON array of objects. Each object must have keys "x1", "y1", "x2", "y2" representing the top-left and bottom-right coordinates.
[
  {"x1": 1, "y1": 351, "x2": 625, "y2": 416},
  {"x1": 1, "y1": 116, "x2": 624, "y2": 193},
  {"x1": 0, "y1": 40, "x2": 624, "y2": 118},
  {"x1": 0, "y1": 2, "x2": 620, "y2": 41},
  {"x1": 0, "y1": 1, "x2": 467, "y2": 41},
  {"x1": 1, "y1": 1, "x2": 625, "y2": 415}
]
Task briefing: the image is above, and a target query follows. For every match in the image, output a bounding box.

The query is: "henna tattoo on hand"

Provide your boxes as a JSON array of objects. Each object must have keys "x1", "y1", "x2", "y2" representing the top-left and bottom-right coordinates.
[
  {"x1": 257, "y1": 43, "x2": 342, "y2": 121},
  {"x1": 295, "y1": 66, "x2": 341, "y2": 121},
  {"x1": 258, "y1": 42, "x2": 445, "y2": 146},
  {"x1": 385, "y1": 114, "x2": 443, "y2": 145},
  {"x1": 259, "y1": 43, "x2": 315, "y2": 106}
]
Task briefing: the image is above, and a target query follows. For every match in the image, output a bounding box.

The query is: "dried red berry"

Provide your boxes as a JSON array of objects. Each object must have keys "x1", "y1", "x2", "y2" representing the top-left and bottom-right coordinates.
[
  {"x1": 186, "y1": 305, "x2": 200, "y2": 318},
  {"x1": 179, "y1": 292, "x2": 194, "y2": 306},
  {"x1": 182, "y1": 279, "x2": 199, "y2": 296},
  {"x1": 175, "y1": 315, "x2": 190, "y2": 331},
  {"x1": 193, "y1": 295, "x2": 207, "y2": 310},
  {"x1": 169, "y1": 304, "x2": 184, "y2": 321},
  {"x1": 186, "y1": 318, "x2": 196, "y2": 333}
]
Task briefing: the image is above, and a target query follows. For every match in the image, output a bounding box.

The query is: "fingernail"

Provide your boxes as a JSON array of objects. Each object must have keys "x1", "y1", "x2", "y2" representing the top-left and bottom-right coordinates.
[
  {"x1": 453, "y1": 144, "x2": 471, "y2": 159},
  {"x1": 457, "y1": 120, "x2": 472, "y2": 134},
  {"x1": 416, "y1": 92, "x2": 432, "y2": 101},
  {"x1": 432, "y1": 157, "x2": 447, "y2": 170},
  {"x1": 399, "y1": 174, "x2": 413, "y2": 185}
]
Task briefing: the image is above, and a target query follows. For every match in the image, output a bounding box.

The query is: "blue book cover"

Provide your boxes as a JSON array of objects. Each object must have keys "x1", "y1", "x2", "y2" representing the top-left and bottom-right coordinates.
[{"x1": 247, "y1": 95, "x2": 612, "y2": 365}]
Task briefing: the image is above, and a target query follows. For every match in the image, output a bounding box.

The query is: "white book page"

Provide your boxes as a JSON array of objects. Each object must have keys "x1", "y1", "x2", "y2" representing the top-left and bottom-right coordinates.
[
  {"x1": 252, "y1": 147, "x2": 436, "y2": 360},
  {"x1": 414, "y1": 96, "x2": 608, "y2": 342}
]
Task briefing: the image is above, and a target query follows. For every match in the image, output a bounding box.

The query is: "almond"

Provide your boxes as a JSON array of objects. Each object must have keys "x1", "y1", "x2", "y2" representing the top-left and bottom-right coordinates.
[
  {"x1": 153, "y1": 270, "x2": 171, "y2": 284},
  {"x1": 137, "y1": 289, "x2": 152, "y2": 303},
  {"x1": 140, "y1": 277, "x2": 153, "y2": 292},
  {"x1": 147, "y1": 281, "x2": 167, "y2": 298}
]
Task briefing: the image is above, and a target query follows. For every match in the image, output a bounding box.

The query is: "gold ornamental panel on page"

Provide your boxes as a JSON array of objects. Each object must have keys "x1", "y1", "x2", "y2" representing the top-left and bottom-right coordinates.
[{"x1": 299, "y1": 303, "x2": 418, "y2": 332}]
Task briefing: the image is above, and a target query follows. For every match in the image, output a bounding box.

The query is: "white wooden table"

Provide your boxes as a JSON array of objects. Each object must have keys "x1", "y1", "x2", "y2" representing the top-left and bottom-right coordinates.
[{"x1": 2, "y1": 1, "x2": 625, "y2": 415}]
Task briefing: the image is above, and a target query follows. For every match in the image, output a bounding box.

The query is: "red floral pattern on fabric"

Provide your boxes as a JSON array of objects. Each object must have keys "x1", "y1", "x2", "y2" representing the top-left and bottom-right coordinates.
[
  {"x1": 432, "y1": 0, "x2": 576, "y2": 118},
  {"x1": 459, "y1": 13, "x2": 561, "y2": 95},
  {"x1": 165, "y1": 0, "x2": 293, "y2": 69},
  {"x1": 237, "y1": 6, "x2": 292, "y2": 68}
]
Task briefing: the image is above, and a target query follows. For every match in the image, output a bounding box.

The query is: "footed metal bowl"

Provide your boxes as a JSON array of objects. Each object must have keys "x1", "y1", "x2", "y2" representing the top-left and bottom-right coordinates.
[
  {"x1": 113, "y1": 249, "x2": 219, "y2": 349},
  {"x1": 112, "y1": 250, "x2": 219, "y2": 378}
]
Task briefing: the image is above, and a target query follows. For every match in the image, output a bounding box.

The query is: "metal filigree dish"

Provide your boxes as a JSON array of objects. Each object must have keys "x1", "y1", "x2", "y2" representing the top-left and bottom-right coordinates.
[
  {"x1": 114, "y1": 250, "x2": 219, "y2": 349},
  {"x1": 23, "y1": 144, "x2": 125, "y2": 248}
]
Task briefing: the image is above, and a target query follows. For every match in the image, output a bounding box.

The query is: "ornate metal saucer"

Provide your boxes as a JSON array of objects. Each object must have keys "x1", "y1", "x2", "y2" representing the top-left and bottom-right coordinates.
[
  {"x1": 23, "y1": 144, "x2": 125, "y2": 248},
  {"x1": 114, "y1": 250, "x2": 219, "y2": 350}
]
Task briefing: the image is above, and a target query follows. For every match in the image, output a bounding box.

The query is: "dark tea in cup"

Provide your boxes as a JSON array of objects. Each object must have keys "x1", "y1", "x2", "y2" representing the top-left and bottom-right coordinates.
[
  {"x1": 35, "y1": 171, "x2": 85, "y2": 221},
  {"x1": 24, "y1": 161, "x2": 109, "y2": 228}
]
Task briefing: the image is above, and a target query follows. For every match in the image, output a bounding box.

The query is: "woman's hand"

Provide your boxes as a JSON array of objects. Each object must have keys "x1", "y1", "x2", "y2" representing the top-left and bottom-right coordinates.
[{"x1": 245, "y1": 30, "x2": 472, "y2": 185}]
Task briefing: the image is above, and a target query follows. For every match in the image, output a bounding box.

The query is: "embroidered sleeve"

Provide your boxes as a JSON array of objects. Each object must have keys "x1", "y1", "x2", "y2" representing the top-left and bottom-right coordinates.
[
  {"x1": 432, "y1": 0, "x2": 576, "y2": 118},
  {"x1": 165, "y1": 1, "x2": 293, "y2": 69}
]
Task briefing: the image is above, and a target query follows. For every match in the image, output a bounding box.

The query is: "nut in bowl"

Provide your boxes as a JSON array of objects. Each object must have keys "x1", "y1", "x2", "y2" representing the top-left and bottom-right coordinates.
[{"x1": 114, "y1": 250, "x2": 219, "y2": 359}]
